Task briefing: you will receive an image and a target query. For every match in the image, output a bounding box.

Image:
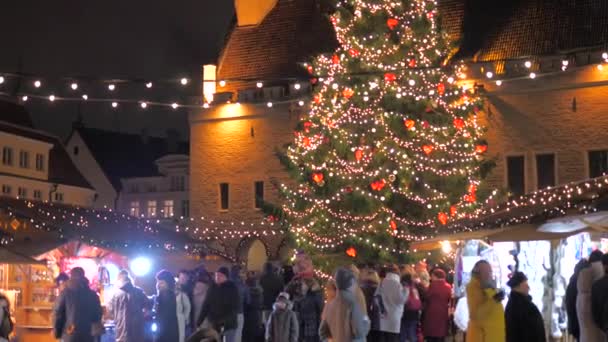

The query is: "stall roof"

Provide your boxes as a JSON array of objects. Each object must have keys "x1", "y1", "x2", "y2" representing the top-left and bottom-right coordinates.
[{"x1": 0, "y1": 247, "x2": 45, "y2": 265}]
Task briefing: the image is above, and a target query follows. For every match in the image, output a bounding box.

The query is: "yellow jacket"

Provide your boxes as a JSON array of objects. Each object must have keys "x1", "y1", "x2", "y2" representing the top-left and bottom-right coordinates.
[{"x1": 466, "y1": 277, "x2": 505, "y2": 342}]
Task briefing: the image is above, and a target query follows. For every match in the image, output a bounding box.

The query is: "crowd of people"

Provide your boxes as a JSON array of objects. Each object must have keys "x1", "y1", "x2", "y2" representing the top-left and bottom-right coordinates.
[{"x1": 8, "y1": 249, "x2": 608, "y2": 342}]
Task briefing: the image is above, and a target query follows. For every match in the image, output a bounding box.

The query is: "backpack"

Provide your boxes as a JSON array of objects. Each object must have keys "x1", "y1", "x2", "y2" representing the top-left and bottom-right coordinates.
[{"x1": 405, "y1": 286, "x2": 422, "y2": 311}]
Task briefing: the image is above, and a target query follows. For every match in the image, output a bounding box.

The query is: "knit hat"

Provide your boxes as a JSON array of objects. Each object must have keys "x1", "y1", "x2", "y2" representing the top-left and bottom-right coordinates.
[
  {"x1": 156, "y1": 269, "x2": 176, "y2": 289},
  {"x1": 216, "y1": 266, "x2": 230, "y2": 278},
  {"x1": 506, "y1": 271, "x2": 527, "y2": 288},
  {"x1": 335, "y1": 267, "x2": 355, "y2": 291},
  {"x1": 277, "y1": 292, "x2": 290, "y2": 301}
]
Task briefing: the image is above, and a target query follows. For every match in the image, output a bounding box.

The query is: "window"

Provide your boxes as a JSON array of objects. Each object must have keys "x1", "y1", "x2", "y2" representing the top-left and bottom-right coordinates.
[
  {"x1": 170, "y1": 176, "x2": 186, "y2": 191},
  {"x1": 254, "y1": 181, "x2": 264, "y2": 209},
  {"x1": 589, "y1": 150, "x2": 608, "y2": 178},
  {"x1": 19, "y1": 151, "x2": 29, "y2": 168},
  {"x1": 54, "y1": 193, "x2": 64, "y2": 202},
  {"x1": 1, "y1": 185, "x2": 11, "y2": 194},
  {"x1": 2, "y1": 147, "x2": 13, "y2": 166},
  {"x1": 35, "y1": 154, "x2": 44, "y2": 171},
  {"x1": 163, "y1": 200, "x2": 174, "y2": 218},
  {"x1": 507, "y1": 156, "x2": 525, "y2": 196},
  {"x1": 181, "y1": 200, "x2": 190, "y2": 218},
  {"x1": 147, "y1": 201, "x2": 157, "y2": 217},
  {"x1": 220, "y1": 183, "x2": 229, "y2": 210},
  {"x1": 17, "y1": 187, "x2": 27, "y2": 198},
  {"x1": 129, "y1": 201, "x2": 140, "y2": 217},
  {"x1": 536, "y1": 154, "x2": 556, "y2": 189},
  {"x1": 33, "y1": 190, "x2": 42, "y2": 200},
  {"x1": 73, "y1": 146, "x2": 79, "y2": 155}
]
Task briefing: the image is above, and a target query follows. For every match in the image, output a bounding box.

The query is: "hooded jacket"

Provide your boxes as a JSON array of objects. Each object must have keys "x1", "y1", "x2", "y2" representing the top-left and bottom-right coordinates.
[
  {"x1": 376, "y1": 272, "x2": 408, "y2": 334},
  {"x1": 266, "y1": 299, "x2": 298, "y2": 342},
  {"x1": 505, "y1": 291, "x2": 546, "y2": 342},
  {"x1": 53, "y1": 277, "x2": 102, "y2": 342},
  {"x1": 465, "y1": 276, "x2": 505, "y2": 342},
  {"x1": 197, "y1": 280, "x2": 240, "y2": 331},
  {"x1": 109, "y1": 281, "x2": 151, "y2": 342}
]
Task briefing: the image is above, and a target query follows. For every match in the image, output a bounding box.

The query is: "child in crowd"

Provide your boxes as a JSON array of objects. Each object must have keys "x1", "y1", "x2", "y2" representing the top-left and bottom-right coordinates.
[{"x1": 265, "y1": 292, "x2": 298, "y2": 342}]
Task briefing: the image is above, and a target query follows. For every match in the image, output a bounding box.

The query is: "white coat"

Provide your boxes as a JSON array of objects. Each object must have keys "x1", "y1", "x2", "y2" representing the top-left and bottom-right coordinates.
[
  {"x1": 176, "y1": 290, "x2": 191, "y2": 342},
  {"x1": 375, "y1": 272, "x2": 408, "y2": 334},
  {"x1": 576, "y1": 268, "x2": 606, "y2": 342}
]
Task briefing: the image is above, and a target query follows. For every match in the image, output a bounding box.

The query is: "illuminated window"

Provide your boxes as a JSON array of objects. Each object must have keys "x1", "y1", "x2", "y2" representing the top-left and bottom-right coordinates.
[
  {"x1": 220, "y1": 183, "x2": 229, "y2": 210},
  {"x1": 507, "y1": 155, "x2": 525, "y2": 196},
  {"x1": 254, "y1": 181, "x2": 264, "y2": 209},
  {"x1": 130, "y1": 201, "x2": 140, "y2": 217},
  {"x1": 163, "y1": 200, "x2": 174, "y2": 218},
  {"x1": 147, "y1": 201, "x2": 157, "y2": 217}
]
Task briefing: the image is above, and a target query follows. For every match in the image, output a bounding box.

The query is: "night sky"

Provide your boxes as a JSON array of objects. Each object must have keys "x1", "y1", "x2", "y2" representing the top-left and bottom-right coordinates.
[{"x1": 0, "y1": 1, "x2": 234, "y2": 139}]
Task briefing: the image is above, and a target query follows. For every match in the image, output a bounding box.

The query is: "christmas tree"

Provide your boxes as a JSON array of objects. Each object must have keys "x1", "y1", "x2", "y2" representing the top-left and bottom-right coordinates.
[{"x1": 276, "y1": 0, "x2": 494, "y2": 262}]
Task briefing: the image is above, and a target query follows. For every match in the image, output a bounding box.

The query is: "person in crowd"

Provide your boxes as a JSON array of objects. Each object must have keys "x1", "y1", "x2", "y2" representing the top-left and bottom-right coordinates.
[
  {"x1": 589, "y1": 250, "x2": 605, "y2": 281},
  {"x1": 197, "y1": 267, "x2": 240, "y2": 342},
  {"x1": 566, "y1": 259, "x2": 589, "y2": 341},
  {"x1": 192, "y1": 274, "x2": 212, "y2": 330},
  {"x1": 504, "y1": 272, "x2": 546, "y2": 342},
  {"x1": 176, "y1": 277, "x2": 192, "y2": 342},
  {"x1": 324, "y1": 279, "x2": 337, "y2": 303},
  {"x1": 283, "y1": 265, "x2": 295, "y2": 285},
  {"x1": 108, "y1": 269, "x2": 150, "y2": 342},
  {"x1": 154, "y1": 270, "x2": 179, "y2": 342},
  {"x1": 294, "y1": 278, "x2": 324, "y2": 342},
  {"x1": 319, "y1": 268, "x2": 370, "y2": 342},
  {"x1": 592, "y1": 254, "x2": 608, "y2": 337},
  {"x1": 266, "y1": 292, "x2": 298, "y2": 342},
  {"x1": 375, "y1": 265, "x2": 408, "y2": 342},
  {"x1": 53, "y1": 267, "x2": 103, "y2": 342},
  {"x1": 348, "y1": 264, "x2": 369, "y2": 315},
  {"x1": 360, "y1": 268, "x2": 381, "y2": 342},
  {"x1": 400, "y1": 274, "x2": 421, "y2": 342},
  {"x1": 415, "y1": 261, "x2": 430, "y2": 289},
  {"x1": 230, "y1": 265, "x2": 249, "y2": 342},
  {"x1": 178, "y1": 270, "x2": 194, "y2": 332},
  {"x1": 0, "y1": 293, "x2": 13, "y2": 342},
  {"x1": 55, "y1": 272, "x2": 69, "y2": 292},
  {"x1": 578, "y1": 251, "x2": 606, "y2": 342},
  {"x1": 422, "y1": 269, "x2": 452, "y2": 342},
  {"x1": 260, "y1": 262, "x2": 284, "y2": 322},
  {"x1": 243, "y1": 276, "x2": 264, "y2": 342},
  {"x1": 466, "y1": 260, "x2": 505, "y2": 342}
]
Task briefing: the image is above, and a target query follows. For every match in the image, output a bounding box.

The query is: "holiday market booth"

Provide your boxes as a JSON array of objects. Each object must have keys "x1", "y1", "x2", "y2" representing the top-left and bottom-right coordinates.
[
  {"x1": 0, "y1": 196, "x2": 195, "y2": 342},
  {"x1": 412, "y1": 175, "x2": 608, "y2": 341}
]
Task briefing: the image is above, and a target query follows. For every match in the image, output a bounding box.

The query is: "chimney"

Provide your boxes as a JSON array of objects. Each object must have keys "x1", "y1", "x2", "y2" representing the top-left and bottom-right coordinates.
[
  {"x1": 140, "y1": 128, "x2": 149, "y2": 145},
  {"x1": 234, "y1": 0, "x2": 277, "y2": 27},
  {"x1": 166, "y1": 129, "x2": 180, "y2": 153}
]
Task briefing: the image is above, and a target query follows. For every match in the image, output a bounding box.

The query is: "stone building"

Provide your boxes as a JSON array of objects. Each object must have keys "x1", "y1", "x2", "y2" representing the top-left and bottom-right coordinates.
[{"x1": 189, "y1": 0, "x2": 608, "y2": 268}]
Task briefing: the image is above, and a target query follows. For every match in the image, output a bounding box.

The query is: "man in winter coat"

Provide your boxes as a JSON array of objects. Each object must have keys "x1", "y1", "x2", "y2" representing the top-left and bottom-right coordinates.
[
  {"x1": 320, "y1": 267, "x2": 370, "y2": 342},
  {"x1": 423, "y1": 268, "x2": 452, "y2": 342},
  {"x1": 375, "y1": 265, "x2": 407, "y2": 342},
  {"x1": 53, "y1": 267, "x2": 103, "y2": 342},
  {"x1": 260, "y1": 263, "x2": 284, "y2": 322},
  {"x1": 592, "y1": 254, "x2": 608, "y2": 338},
  {"x1": 197, "y1": 267, "x2": 240, "y2": 342},
  {"x1": 504, "y1": 272, "x2": 546, "y2": 342},
  {"x1": 466, "y1": 260, "x2": 505, "y2": 342},
  {"x1": 154, "y1": 269, "x2": 180, "y2": 342},
  {"x1": 293, "y1": 278, "x2": 324, "y2": 342},
  {"x1": 109, "y1": 270, "x2": 151, "y2": 342},
  {"x1": 265, "y1": 292, "x2": 298, "y2": 342}
]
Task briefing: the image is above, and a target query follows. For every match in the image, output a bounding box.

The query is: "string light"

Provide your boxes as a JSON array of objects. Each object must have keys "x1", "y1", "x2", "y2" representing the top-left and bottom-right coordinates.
[
  {"x1": 82, "y1": 94, "x2": 88, "y2": 100},
  {"x1": 49, "y1": 95, "x2": 55, "y2": 102},
  {"x1": 267, "y1": 102, "x2": 273, "y2": 108},
  {"x1": 529, "y1": 72, "x2": 537, "y2": 79},
  {"x1": 21, "y1": 96, "x2": 28, "y2": 102},
  {"x1": 140, "y1": 102, "x2": 147, "y2": 109},
  {"x1": 0, "y1": 76, "x2": 4, "y2": 84},
  {"x1": 524, "y1": 61, "x2": 532, "y2": 68},
  {"x1": 171, "y1": 103, "x2": 179, "y2": 109},
  {"x1": 70, "y1": 83, "x2": 78, "y2": 90},
  {"x1": 146, "y1": 82, "x2": 153, "y2": 88},
  {"x1": 256, "y1": 82, "x2": 264, "y2": 88},
  {"x1": 180, "y1": 78, "x2": 188, "y2": 85},
  {"x1": 219, "y1": 80, "x2": 226, "y2": 87},
  {"x1": 485, "y1": 72, "x2": 493, "y2": 79},
  {"x1": 111, "y1": 102, "x2": 118, "y2": 108},
  {"x1": 34, "y1": 80, "x2": 41, "y2": 88},
  {"x1": 108, "y1": 84, "x2": 116, "y2": 91}
]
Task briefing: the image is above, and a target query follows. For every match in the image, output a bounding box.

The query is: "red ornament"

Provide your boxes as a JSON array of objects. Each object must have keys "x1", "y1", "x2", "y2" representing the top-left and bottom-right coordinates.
[
  {"x1": 384, "y1": 73, "x2": 397, "y2": 82},
  {"x1": 425, "y1": 106, "x2": 433, "y2": 113},
  {"x1": 355, "y1": 149, "x2": 363, "y2": 161},
  {"x1": 371, "y1": 179, "x2": 386, "y2": 191},
  {"x1": 427, "y1": 11, "x2": 435, "y2": 19},
  {"x1": 475, "y1": 144, "x2": 488, "y2": 154},
  {"x1": 310, "y1": 78, "x2": 318, "y2": 85},
  {"x1": 303, "y1": 137, "x2": 311, "y2": 147},
  {"x1": 386, "y1": 18, "x2": 399, "y2": 30},
  {"x1": 468, "y1": 184, "x2": 477, "y2": 194},
  {"x1": 345, "y1": 186, "x2": 353, "y2": 193},
  {"x1": 390, "y1": 220, "x2": 397, "y2": 231},
  {"x1": 349, "y1": 48, "x2": 360, "y2": 57},
  {"x1": 464, "y1": 193, "x2": 477, "y2": 203},
  {"x1": 313, "y1": 95, "x2": 321, "y2": 104},
  {"x1": 422, "y1": 121, "x2": 430, "y2": 128},
  {"x1": 307, "y1": 65, "x2": 314, "y2": 74},
  {"x1": 312, "y1": 172, "x2": 324, "y2": 184},
  {"x1": 404, "y1": 119, "x2": 415, "y2": 130},
  {"x1": 323, "y1": 136, "x2": 330, "y2": 144},
  {"x1": 303, "y1": 121, "x2": 312, "y2": 132},
  {"x1": 408, "y1": 59, "x2": 416, "y2": 68},
  {"x1": 438, "y1": 212, "x2": 448, "y2": 225},
  {"x1": 332, "y1": 54, "x2": 340, "y2": 64},
  {"x1": 422, "y1": 145, "x2": 434, "y2": 155},
  {"x1": 342, "y1": 88, "x2": 354, "y2": 99},
  {"x1": 450, "y1": 205, "x2": 457, "y2": 217},
  {"x1": 346, "y1": 247, "x2": 357, "y2": 258},
  {"x1": 453, "y1": 118, "x2": 465, "y2": 130},
  {"x1": 437, "y1": 83, "x2": 445, "y2": 95}
]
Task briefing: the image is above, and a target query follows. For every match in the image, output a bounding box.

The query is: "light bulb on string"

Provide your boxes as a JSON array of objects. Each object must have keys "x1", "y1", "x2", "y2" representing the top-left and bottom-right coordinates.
[
  {"x1": 0, "y1": 76, "x2": 4, "y2": 84},
  {"x1": 496, "y1": 80, "x2": 502, "y2": 86},
  {"x1": 267, "y1": 102, "x2": 273, "y2": 108},
  {"x1": 598, "y1": 64, "x2": 604, "y2": 71},
  {"x1": 485, "y1": 72, "x2": 493, "y2": 79},
  {"x1": 524, "y1": 61, "x2": 532, "y2": 68},
  {"x1": 529, "y1": 72, "x2": 536, "y2": 79},
  {"x1": 70, "y1": 83, "x2": 78, "y2": 90},
  {"x1": 34, "y1": 80, "x2": 41, "y2": 88},
  {"x1": 82, "y1": 94, "x2": 88, "y2": 100},
  {"x1": 180, "y1": 78, "x2": 188, "y2": 85},
  {"x1": 111, "y1": 102, "x2": 118, "y2": 108},
  {"x1": 140, "y1": 102, "x2": 148, "y2": 109},
  {"x1": 21, "y1": 96, "x2": 28, "y2": 102},
  {"x1": 171, "y1": 103, "x2": 178, "y2": 109},
  {"x1": 603, "y1": 52, "x2": 608, "y2": 59},
  {"x1": 108, "y1": 84, "x2": 116, "y2": 91},
  {"x1": 257, "y1": 82, "x2": 263, "y2": 88},
  {"x1": 49, "y1": 95, "x2": 55, "y2": 102},
  {"x1": 298, "y1": 100, "x2": 304, "y2": 106},
  {"x1": 294, "y1": 83, "x2": 301, "y2": 90},
  {"x1": 219, "y1": 80, "x2": 226, "y2": 87},
  {"x1": 146, "y1": 82, "x2": 153, "y2": 89}
]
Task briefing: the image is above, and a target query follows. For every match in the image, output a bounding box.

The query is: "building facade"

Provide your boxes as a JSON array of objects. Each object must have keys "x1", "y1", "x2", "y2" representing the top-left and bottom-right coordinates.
[
  {"x1": 0, "y1": 101, "x2": 95, "y2": 206},
  {"x1": 189, "y1": 0, "x2": 608, "y2": 266}
]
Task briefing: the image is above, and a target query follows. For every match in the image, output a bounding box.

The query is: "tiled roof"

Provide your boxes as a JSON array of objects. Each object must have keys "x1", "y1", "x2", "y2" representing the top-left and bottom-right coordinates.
[
  {"x1": 0, "y1": 103, "x2": 93, "y2": 190},
  {"x1": 74, "y1": 127, "x2": 189, "y2": 191},
  {"x1": 216, "y1": 0, "x2": 337, "y2": 94}
]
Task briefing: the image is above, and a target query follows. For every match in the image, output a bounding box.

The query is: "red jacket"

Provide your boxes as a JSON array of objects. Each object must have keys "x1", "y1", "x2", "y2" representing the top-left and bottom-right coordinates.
[{"x1": 422, "y1": 279, "x2": 452, "y2": 338}]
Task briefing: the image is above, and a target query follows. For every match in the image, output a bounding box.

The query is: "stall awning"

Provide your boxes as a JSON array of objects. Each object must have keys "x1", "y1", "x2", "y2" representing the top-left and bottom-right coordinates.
[{"x1": 0, "y1": 247, "x2": 45, "y2": 265}]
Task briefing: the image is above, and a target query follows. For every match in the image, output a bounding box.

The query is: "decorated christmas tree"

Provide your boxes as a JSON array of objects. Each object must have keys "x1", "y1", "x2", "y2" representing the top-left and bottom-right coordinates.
[{"x1": 276, "y1": 0, "x2": 494, "y2": 262}]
